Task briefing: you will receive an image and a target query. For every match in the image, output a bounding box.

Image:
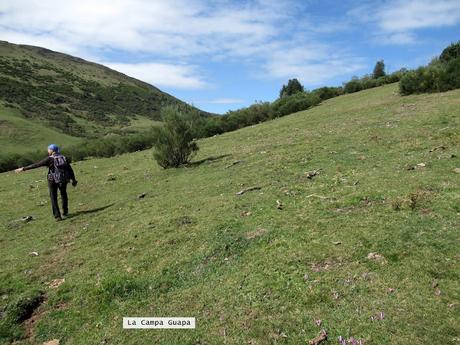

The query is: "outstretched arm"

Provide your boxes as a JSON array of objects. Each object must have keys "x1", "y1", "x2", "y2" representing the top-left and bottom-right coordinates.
[{"x1": 15, "y1": 157, "x2": 50, "y2": 173}]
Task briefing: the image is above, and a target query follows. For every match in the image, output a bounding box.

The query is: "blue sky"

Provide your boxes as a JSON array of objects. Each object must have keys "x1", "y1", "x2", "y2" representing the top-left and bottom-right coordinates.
[{"x1": 0, "y1": 0, "x2": 459, "y2": 114}]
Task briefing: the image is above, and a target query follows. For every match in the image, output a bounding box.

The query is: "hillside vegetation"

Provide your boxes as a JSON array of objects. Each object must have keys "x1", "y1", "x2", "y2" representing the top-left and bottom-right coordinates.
[
  {"x1": 0, "y1": 84, "x2": 459, "y2": 344},
  {"x1": 0, "y1": 41, "x2": 207, "y2": 141}
]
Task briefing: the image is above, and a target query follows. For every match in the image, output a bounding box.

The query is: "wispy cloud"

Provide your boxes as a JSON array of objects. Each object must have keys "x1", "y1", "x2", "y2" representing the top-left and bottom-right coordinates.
[
  {"x1": 350, "y1": 0, "x2": 460, "y2": 45},
  {"x1": 0, "y1": 0, "x2": 366, "y2": 88},
  {"x1": 102, "y1": 62, "x2": 208, "y2": 89}
]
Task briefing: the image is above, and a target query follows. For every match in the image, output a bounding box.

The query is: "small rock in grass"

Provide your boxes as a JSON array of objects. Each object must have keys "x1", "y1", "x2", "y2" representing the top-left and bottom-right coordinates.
[
  {"x1": 367, "y1": 252, "x2": 386, "y2": 263},
  {"x1": 276, "y1": 200, "x2": 283, "y2": 210},
  {"x1": 43, "y1": 340, "x2": 60, "y2": 345},
  {"x1": 21, "y1": 215, "x2": 34, "y2": 223},
  {"x1": 48, "y1": 278, "x2": 65, "y2": 289},
  {"x1": 29, "y1": 251, "x2": 39, "y2": 257},
  {"x1": 308, "y1": 329, "x2": 327, "y2": 345},
  {"x1": 453, "y1": 167, "x2": 460, "y2": 174}
]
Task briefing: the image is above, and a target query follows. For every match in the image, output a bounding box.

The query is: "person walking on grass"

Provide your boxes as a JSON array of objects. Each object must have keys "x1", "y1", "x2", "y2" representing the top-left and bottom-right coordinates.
[{"x1": 15, "y1": 144, "x2": 78, "y2": 221}]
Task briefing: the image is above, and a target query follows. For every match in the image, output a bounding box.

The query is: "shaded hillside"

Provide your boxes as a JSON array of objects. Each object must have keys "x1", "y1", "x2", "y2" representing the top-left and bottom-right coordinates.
[{"x1": 0, "y1": 41, "x2": 210, "y2": 138}]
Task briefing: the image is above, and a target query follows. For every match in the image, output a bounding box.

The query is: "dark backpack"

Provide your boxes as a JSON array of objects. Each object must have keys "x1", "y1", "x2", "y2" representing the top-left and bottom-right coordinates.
[{"x1": 49, "y1": 154, "x2": 70, "y2": 184}]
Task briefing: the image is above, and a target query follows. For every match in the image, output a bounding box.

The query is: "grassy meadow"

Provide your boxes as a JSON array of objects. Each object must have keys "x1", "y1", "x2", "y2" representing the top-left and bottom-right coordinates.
[{"x1": 0, "y1": 83, "x2": 459, "y2": 344}]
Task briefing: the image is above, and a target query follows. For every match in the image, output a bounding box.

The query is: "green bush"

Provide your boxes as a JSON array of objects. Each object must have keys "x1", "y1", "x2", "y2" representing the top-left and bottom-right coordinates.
[
  {"x1": 399, "y1": 58, "x2": 460, "y2": 95},
  {"x1": 439, "y1": 41, "x2": 460, "y2": 63},
  {"x1": 343, "y1": 77, "x2": 363, "y2": 93},
  {"x1": 151, "y1": 106, "x2": 199, "y2": 168},
  {"x1": 271, "y1": 92, "x2": 321, "y2": 117},
  {"x1": 399, "y1": 42, "x2": 460, "y2": 95},
  {"x1": 311, "y1": 86, "x2": 343, "y2": 101}
]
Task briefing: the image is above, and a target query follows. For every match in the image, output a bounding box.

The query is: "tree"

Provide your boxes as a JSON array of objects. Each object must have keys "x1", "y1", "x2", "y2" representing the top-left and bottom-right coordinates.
[
  {"x1": 439, "y1": 41, "x2": 460, "y2": 63},
  {"x1": 151, "y1": 106, "x2": 199, "y2": 168},
  {"x1": 372, "y1": 60, "x2": 386, "y2": 79},
  {"x1": 279, "y1": 78, "x2": 304, "y2": 98}
]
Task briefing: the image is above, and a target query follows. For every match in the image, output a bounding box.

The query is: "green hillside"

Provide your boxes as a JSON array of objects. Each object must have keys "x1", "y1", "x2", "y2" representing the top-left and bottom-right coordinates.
[
  {"x1": 0, "y1": 41, "x2": 208, "y2": 149},
  {"x1": 0, "y1": 103, "x2": 82, "y2": 154},
  {"x1": 0, "y1": 84, "x2": 459, "y2": 344}
]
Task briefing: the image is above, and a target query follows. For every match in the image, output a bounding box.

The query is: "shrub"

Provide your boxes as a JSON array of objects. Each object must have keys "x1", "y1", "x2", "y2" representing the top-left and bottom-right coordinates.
[
  {"x1": 312, "y1": 86, "x2": 343, "y2": 101},
  {"x1": 343, "y1": 77, "x2": 363, "y2": 94},
  {"x1": 439, "y1": 41, "x2": 460, "y2": 63},
  {"x1": 151, "y1": 106, "x2": 199, "y2": 168},
  {"x1": 271, "y1": 92, "x2": 321, "y2": 117}
]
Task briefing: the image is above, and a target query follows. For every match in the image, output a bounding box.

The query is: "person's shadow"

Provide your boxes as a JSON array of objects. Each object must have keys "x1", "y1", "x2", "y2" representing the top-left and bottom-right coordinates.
[{"x1": 65, "y1": 203, "x2": 114, "y2": 219}]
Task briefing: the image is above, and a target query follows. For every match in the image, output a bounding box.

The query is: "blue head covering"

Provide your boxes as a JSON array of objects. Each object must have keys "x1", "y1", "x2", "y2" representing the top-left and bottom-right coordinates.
[{"x1": 47, "y1": 144, "x2": 60, "y2": 153}]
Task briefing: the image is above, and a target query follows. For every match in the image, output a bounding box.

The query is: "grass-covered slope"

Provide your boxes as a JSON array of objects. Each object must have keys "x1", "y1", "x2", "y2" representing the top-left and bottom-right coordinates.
[
  {"x1": 0, "y1": 41, "x2": 208, "y2": 143},
  {"x1": 0, "y1": 84, "x2": 459, "y2": 344},
  {"x1": 0, "y1": 103, "x2": 82, "y2": 154}
]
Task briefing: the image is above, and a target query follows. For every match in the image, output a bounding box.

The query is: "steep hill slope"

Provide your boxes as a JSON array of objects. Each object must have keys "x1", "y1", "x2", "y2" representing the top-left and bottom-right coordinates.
[
  {"x1": 0, "y1": 41, "x2": 209, "y2": 146},
  {"x1": 0, "y1": 84, "x2": 459, "y2": 344}
]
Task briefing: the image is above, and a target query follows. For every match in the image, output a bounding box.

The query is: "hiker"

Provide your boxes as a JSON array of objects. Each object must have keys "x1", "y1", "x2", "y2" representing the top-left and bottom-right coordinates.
[{"x1": 15, "y1": 144, "x2": 78, "y2": 221}]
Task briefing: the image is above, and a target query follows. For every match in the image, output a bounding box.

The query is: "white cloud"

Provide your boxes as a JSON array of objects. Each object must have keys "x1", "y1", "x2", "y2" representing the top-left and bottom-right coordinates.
[
  {"x1": 349, "y1": 0, "x2": 460, "y2": 45},
  {"x1": 377, "y1": 0, "x2": 460, "y2": 32},
  {"x1": 102, "y1": 62, "x2": 208, "y2": 89},
  {"x1": 0, "y1": 0, "x2": 366, "y2": 87}
]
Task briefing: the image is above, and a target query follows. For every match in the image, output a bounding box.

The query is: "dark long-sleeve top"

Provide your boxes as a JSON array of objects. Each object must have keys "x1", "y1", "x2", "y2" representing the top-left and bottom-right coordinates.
[{"x1": 23, "y1": 156, "x2": 76, "y2": 181}]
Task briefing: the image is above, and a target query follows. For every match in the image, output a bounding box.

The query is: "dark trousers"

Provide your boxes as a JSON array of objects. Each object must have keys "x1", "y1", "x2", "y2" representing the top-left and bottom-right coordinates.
[{"x1": 48, "y1": 181, "x2": 68, "y2": 218}]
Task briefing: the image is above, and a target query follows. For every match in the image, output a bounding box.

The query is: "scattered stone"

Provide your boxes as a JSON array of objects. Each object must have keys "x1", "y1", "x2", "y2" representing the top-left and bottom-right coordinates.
[
  {"x1": 21, "y1": 216, "x2": 34, "y2": 223},
  {"x1": 308, "y1": 329, "x2": 327, "y2": 345},
  {"x1": 431, "y1": 280, "x2": 439, "y2": 289},
  {"x1": 367, "y1": 252, "x2": 386, "y2": 263},
  {"x1": 332, "y1": 241, "x2": 341, "y2": 245},
  {"x1": 453, "y1": 167, "x2": 460, "y2": 174},
  {"x1": 245, "y1": 228, "x2": 267, "y2": 240},
  {"x1": 240, "y1": 211, "x2": 252, "y2": 217},
  {"x1": 408, "y1": 163, "x2": 427, "y2": 170},
  {"x1": 303, "y1": 274, "x2": 309, "y2": 282},
  {"x1": 332, "y1": 291, "x2": 340, "y2": 300},
  {"x1": 107, "y1": 174, "x2": 116, "y2": 181},
  {"x1": 448, "y1": 303, "x2": 455, "y2": 308},
  {"x1": 314, "y1": 319, "x2": 322, "y2": 327},
  {"x1": 29, "y1": 251, "x2": 39, "y2": 257},
  {"x1": 276, "y1": 200, "x2": 283, "y2": 210},
  {"x1": 138, "y1": 193, "x2": 146, "y2": 199},
  {"x1": 387, "y1": 288, "x2": 396, "y2": 293},
  {"x1": 126, "y1": 267, "x2": 133, "y2": 273},
  {"x1": 429, "y1": 145, "x2": 446, "y2": 152},
  {"x1": 434, "y1": 288, "x2": 442, "y2": 296},
  {"x1": 305, "y1": 169, "x2": 321, "y2": 179},
  {"x1": 236, "y1": 186, "x2": 262, "y2": 196},
  {"x1": 48, "y1": 278, "x2": 65, "y2": 289},
  {"x1": 305, "y1": 194, "x2": 328, "y2": 199},
  {"x1": 338, "y1": 336, "x2": 366, "y2": 345},
  {"x1": 43, "y1": 340, "x2": 60, "y2": 345}
]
